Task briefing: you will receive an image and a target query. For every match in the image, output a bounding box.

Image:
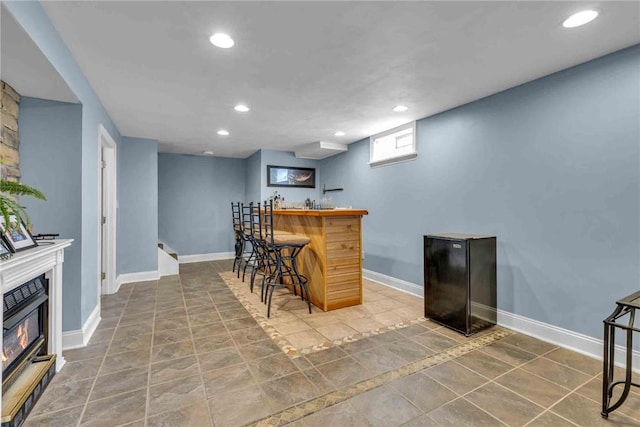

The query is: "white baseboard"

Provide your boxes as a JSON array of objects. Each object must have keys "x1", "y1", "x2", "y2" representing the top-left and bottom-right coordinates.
[
  {"x1": 179, "y1": 252, "x2": 234, "y2": 264},
  {"x1": 113, "y1": 270, "x2": 160, "y2": 294},
  {"x1": 497, "y1": 309, "x2": 640, "y2": 373},
  {"x1": 62, "y1": 304, "x2": 101, "y2": 350},
  {"x1": 363, "y1": 269, "x2": 640, "y2": 373},
  {"x1": 363, "y1": 269, "x2": 423, "y2": 297}
]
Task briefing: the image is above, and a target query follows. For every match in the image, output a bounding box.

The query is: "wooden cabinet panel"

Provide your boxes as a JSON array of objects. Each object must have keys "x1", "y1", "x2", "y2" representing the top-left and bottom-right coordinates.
[
  {"x1": 327, "y1": 271, "x2": 361, "y2": 286},
  {"x1": 325, "y1": 217, "x2": 359, "y2": 228},
  {"x1": 327, "y1": 287, "x2": 360, "y2": 300},
  {"x1": 326, "y1": 256, "x2": 361, "y2": 267},
  {"x1": 273, "y1": 210, "x2": 367, "y2": 311},
  {"x1": 325, "y1": 227, "x2": 360, "y2": 243},
  {"x1": 327, "y1": 278, "x2": 360, "y2": 291},
  {"x1": 326, "y1": 241, "x2": 360, "y2": 260}
]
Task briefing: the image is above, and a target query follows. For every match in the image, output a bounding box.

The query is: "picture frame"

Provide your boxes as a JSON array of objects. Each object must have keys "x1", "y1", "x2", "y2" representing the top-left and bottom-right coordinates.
[
  {"x1": 0, "y1": 239, "x2": 11, "y2": 260},
  {"x1": 0, "y1": 215, "x2": 38, "y2": 252},
  {"x1": 267, "y1": 165, "x2": 316, "y2": 188}
]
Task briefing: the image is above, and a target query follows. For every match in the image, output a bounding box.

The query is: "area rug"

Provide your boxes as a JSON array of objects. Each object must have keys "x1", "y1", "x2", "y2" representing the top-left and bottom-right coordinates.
[{"x1": 219, "y1": 270, "x2": 429, "y2": 358}]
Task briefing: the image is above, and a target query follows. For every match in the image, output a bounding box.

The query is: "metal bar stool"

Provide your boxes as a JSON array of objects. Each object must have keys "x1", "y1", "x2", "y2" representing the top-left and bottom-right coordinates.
[
  {"x1": 262, "y1": 200, "x2": 312, "y2": 318},
  {"x1": 231, "y1": 202, "x2": 243, "y2": 273},
  {"x1": 239, "y1": 203, "x2": 258, "y2": 281},
  {"x1": 602, "y1": 290, "x2": 640, "y2": 418},
  {"x1": 249, "y1": 201, "x2": 275, "y2": 295}
]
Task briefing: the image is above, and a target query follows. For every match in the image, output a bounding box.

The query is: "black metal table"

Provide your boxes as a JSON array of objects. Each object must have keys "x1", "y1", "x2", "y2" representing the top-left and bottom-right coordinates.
[{"x1": 602, "y1": 290, "x2": 640, "y2": 418}]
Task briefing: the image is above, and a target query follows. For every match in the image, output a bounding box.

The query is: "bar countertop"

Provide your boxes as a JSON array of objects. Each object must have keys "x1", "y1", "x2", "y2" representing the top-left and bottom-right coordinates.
[{"x1": 273, "y1": 208, "x2": 368, "y2": 217}]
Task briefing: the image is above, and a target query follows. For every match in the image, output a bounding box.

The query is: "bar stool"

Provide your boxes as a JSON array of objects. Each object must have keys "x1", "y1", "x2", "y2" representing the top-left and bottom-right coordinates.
[
  {"x1": 231, "y1": 202, "x2": 243, "y2": 273},
  {"x1": 262, "y1": 200, "x2": 312, "y2": 318},
  {"x1": 238, "y1": 203, "x2": 257, "y2": 280},
  {"x1": 248, "y1": 201, "x2": 289, "y2": 297},
  {"x1": 249, "y1": 202, "x2": 275, "y2": 295},
  {"x1": 602, "y1": 290, "x2": 640, "y2": 418}
]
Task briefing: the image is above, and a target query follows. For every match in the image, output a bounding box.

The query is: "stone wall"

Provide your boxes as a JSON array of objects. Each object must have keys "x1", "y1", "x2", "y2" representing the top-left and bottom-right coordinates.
[{"x1": 1, "y1": 81, "x2": 20, "y2": 182}]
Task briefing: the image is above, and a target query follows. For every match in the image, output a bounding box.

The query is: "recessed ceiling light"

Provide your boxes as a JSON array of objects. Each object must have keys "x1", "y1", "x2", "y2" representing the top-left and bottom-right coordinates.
[
  {"x1": 203, "y1": 150, "x2": 214, "y2": 156},
  {"x1": 393, "y1": 105, "x2": 408, "y2": 112},
  {"x1": 217, "y1": 129, "x2": 229, "y2": 136},
  {"x1": 210, "y1": 33, "x2": 234, "y2": 48},
  {"x1": 334, "y1": 131, "x2": 345, "y2": 137},
  {"x1": 563, "y1": 10, "x2": 598, "y2": 28},
  {"x1": 234, "y1": 104, "x2": 250, "y2": 112}
]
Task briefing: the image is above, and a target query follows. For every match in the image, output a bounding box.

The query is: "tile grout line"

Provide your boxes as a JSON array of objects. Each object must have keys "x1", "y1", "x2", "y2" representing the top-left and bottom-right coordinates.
[
  {"x1": 209, "y1": 267, "x2": 272, "y2": 423},
  {"x1": 142, "y1": 278, "x2": 162, "y2": 426},
  {"x1": 72, "y1": 286, "x2": 132, "y2": 427},
  {"x1": 181, "y1": 270, "x2": 218, "y2": 426},
  {"x1": 248, "y1": 327, "x2": 515, "y2": 427},
  {"x1": 445, "y1": 344, "x2": 606, "y2": 427}
]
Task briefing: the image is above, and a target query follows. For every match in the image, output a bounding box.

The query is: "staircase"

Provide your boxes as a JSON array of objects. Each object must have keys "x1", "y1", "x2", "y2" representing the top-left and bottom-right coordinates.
[{"x1": 158, "y1": 241, "x2": 179, "y2": 276}]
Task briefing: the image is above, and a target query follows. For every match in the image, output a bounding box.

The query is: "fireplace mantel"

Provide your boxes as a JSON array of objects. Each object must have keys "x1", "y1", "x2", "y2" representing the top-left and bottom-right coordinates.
[{"x1": 0, "y1": 239, "x2": 73, "y2": 378}]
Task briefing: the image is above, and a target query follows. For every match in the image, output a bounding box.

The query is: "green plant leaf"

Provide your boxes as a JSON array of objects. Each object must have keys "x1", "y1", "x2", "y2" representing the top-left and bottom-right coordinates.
[
  {"x1": 0, "y1": 180, "x2": 46, "y2": 200},
  {"x1": 0, "y1": 178, "x2": 46, "y2": 230}
]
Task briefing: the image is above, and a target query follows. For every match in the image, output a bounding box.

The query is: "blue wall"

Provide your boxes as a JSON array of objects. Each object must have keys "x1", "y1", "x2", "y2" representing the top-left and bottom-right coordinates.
[
  {"x1": 245, "y1": 150, "x2": 261, "y2": 203},
  {"x1": 321, "y1": 45, "x2": 640, "y2": 339},
  {"x1": 260, "y1": 150, "x2": 320, "y2": 203},
  {"x1": 117, "y1": 137, "x2": 158, "y2": 274},
  {"x1": 158, "y1": 153, "x2": 245, "y2": 255},
  {"x1": 19, "y1": 97, "x2": 83, "y2": 331},
  {"x1": 6, "y1": 1, "x2": 122, "y2": 330}
]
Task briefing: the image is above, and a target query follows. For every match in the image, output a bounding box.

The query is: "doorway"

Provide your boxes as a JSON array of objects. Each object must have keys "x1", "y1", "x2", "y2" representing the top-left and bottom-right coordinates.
[{"x1": 98, "y1": 125, "x2": 117, "y2": 295}]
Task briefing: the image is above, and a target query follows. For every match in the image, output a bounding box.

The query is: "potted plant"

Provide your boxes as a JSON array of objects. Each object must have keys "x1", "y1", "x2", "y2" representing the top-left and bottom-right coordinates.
[
  {"x1": 0, "y1": 179, "x2": 45, "y2": 229},
  {"x1": 0, "y1": 160, "x2": 46, "y2": 232}
]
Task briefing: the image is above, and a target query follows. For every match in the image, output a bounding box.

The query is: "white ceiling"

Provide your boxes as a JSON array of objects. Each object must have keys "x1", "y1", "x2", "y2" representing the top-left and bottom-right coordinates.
[
  {"x1": 34, "y1": 1, "x2": 640, "y2": 158},
  {"x1": 0, "y1": 5, "x2": 77, "y2": 104}
]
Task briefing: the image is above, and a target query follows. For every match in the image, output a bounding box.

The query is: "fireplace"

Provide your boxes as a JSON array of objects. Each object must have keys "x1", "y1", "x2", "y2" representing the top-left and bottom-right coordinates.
[
  {"x1": 3, "y1": 275, "x2": 48, "y2": 387},
  {"x1": 1, "y1": 275, "x2": 56, "y2": 427},
  {"x1": 0, "y1": 239, "x2": 71, "y2": 427}
]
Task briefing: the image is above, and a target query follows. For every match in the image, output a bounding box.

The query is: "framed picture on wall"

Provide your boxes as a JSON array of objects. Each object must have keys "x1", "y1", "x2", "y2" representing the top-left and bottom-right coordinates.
[
  {"x1": 267, "y1": 165, "x2": 316, "y2": 188},
  {"x1": 0, "y1": 215, "x2": 38, "y2": 252}
]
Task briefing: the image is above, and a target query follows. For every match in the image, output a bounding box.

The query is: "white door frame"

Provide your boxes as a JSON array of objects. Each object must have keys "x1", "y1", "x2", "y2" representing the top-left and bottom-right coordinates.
[{"x1": 98, "y1": 125, "x2": 117, "y2": 295}]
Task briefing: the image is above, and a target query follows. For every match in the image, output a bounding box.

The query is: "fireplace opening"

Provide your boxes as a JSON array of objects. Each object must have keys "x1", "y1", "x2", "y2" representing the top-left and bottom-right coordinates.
[
  {"x1": 1, "y1": 274, "x2": 56, "y2": 427},
  {"x1": 2, "y1": 309, "x2": 41, "y2": 373},
  {"x1": 2, "y1": 275, "x2": 48, "y2": 390}
]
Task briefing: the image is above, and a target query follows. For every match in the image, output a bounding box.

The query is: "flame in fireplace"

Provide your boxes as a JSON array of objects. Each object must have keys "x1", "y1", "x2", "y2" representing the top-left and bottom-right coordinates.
[
  {"x1": 2, "y1": 317, "x2": 31, "y2": 369},
  {"x1": 18, "y1": 318, "x2": 30, "y2": 349}
]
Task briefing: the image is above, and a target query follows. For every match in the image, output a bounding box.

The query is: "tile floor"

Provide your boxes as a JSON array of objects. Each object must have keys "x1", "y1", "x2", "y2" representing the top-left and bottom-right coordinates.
[
  {"x1": 23, "y1": 260, "x2": 640, "y2": 427},
  {"x1": 219, "y1": 269, "x2": 426, "y2": 357}
]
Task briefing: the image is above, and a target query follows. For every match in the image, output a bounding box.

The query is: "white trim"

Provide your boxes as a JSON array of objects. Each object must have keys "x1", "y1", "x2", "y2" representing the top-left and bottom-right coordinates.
[
  {"x1": 113, "y1": 270, "x2": 161, "y2": 293},
  {"x1": 362, "y1": 269, "x2": 640, "y2": 373},
  {"x1": 98, "y1": 124, "x2": 117, "y2": 299},
  {"x1": 497, "y1": 309, "x2": 640, "y2": 373},
  {"x1": 179, "y1": 252, "x2": 235, "y2": 264},
  {"x1": 363, "y1": 269, "x2": 423, "y2": 297},
  {"x1": 158, "y1": 247, "x2": 179, "y2": 276},
  {"x1": 62, "y1": 303, "x2": 101, "y2": 350}
]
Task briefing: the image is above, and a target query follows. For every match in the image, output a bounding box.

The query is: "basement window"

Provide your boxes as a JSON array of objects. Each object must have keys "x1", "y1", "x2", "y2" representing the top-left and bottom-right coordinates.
[{"x1": 369, "y1": 121, "x2": 417, "y2": 167}]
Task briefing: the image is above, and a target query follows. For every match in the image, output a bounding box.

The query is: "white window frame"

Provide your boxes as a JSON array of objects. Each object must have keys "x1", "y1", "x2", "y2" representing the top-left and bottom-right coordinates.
[{"x1": 369, "y1": 121, "x2": 417, "y2": 167}]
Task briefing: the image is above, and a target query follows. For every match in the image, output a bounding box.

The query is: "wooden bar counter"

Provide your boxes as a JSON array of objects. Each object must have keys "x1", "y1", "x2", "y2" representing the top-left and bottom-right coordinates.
[{"x1": 273, "y1": 209, "x2": 368, "y2": 311}]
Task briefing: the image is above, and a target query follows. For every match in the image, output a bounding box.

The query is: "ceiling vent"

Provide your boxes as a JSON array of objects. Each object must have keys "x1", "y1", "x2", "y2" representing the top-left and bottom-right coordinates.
[{"x1": 294, "y1": 141, "x2": 348, "y2": 160}]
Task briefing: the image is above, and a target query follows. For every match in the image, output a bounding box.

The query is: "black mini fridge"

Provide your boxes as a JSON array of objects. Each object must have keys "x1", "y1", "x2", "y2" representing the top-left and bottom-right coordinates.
[{"x1": 424, "y1": 234, "x2": 496, "y2": 336}]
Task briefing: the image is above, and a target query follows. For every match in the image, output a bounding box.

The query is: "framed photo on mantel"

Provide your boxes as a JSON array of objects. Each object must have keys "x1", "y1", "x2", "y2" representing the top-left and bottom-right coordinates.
[
  {"x1": 267, "y1": 165, "x2": 316, "y2": 188},
  {"x1": 0, "y1": 239, "x2": 11, "y2": 260},
  {"x1": 0, "y1": 215, "x2": 38, "y2": 252}
]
